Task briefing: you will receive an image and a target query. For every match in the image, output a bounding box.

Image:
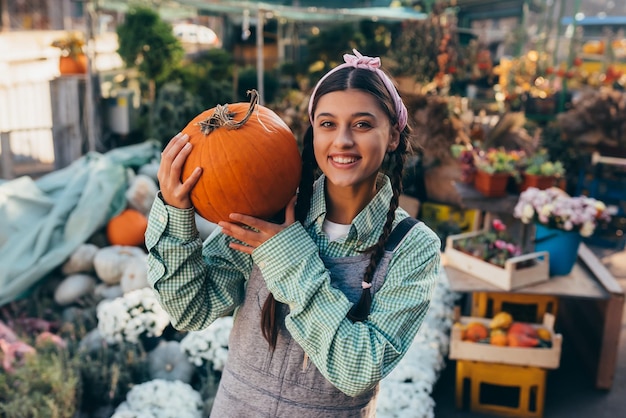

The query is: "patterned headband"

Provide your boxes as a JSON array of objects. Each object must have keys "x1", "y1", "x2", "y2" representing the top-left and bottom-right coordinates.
[{"x1": 308, "y1": 49, "x2": 408, "y2": 131}]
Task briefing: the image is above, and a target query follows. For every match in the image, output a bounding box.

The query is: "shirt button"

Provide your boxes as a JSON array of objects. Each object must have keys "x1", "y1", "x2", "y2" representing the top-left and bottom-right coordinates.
[
  {"x1": 258, "y1": 261, "x2": 266, "y2": 269},
  {"x1": 159, "y1": 215, "x2": 165, "y2": 223}
]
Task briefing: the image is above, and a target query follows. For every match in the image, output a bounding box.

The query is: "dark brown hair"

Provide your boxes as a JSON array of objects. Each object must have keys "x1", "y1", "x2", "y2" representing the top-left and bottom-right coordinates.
[{"x1": 261, "y1": 66, "x2": 412, "y2": 348}]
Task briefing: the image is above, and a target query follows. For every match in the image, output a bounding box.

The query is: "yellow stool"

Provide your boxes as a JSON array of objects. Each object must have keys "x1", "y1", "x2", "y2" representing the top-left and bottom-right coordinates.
[
  {"x1": 471, "y1": 292, "x2": 559, "y2": 323},
  {"x1": 455, "y1": 360, "x2": 547, "y2": 417}
]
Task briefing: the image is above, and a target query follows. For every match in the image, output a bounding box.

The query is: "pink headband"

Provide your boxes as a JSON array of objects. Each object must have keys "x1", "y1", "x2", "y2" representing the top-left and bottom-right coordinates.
[{"x1": 308, "y1": 49, "x2": 408, "y2": 131}]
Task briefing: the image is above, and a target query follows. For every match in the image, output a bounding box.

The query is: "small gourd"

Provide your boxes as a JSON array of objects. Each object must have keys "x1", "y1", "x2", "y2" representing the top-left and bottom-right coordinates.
[
  {"x1": 54, "y1": 273, "x2": 97, "y2": 306},
  {"x1": 61, "y1": 243, "x2": 99, "y2": 275},
  {"x1": 180, "y1": 89, "x2": 302, "y2": 223},
  {"x1": 93, "y1": 245, "x2": 146, "y2": 285},
  {"x1": 120, "y1": 255, "x2": 149, "y2": 293},
  {"x1": 148, "y1": 340, "x2": 195, "y2": 384},
  {"x1": 106, "y1": 208, "x2": 148, "y2": 247}
]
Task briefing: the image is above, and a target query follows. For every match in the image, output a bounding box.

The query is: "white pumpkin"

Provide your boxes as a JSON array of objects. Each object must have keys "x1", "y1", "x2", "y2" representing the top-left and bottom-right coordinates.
[
  {"x1": 93, "y1": 245, "x2": 146, "y2": 285},
  {"x1": 126, "y1": 174, "x2": 159, "y2": 216},
  {"x1": 54, "y1": 273, "x2": 98, "y2": 306},
  {"x1": 148, "y1": 340, "x2": 195, "y2": 383},
  {"x1": 120, "y1": 255, "x2": 149, "y2": 293},
  {"x1": 94, "y1": 283, "x2": 124, "y2": 300},
  {"x1": 61, "y1": 243, "x2": 99, "y2": 275}
]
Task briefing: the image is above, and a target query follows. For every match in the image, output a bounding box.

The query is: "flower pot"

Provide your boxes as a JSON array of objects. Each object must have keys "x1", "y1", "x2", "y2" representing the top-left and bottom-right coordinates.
[
  {"x1": 473, "y1": 170, "x2": 509, "y2": 197},
  {"x1": 534, "y1": 223, "x2": 581, "y2": 276},
  {"x1": 59, "y1": 54, "x2": 87, "y2": 75},
  {"x1": 520, "y1": 173, "x2": 557, "y2": 192}
]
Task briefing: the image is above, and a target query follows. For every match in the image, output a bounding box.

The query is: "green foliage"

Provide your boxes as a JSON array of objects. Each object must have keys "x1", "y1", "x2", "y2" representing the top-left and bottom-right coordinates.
[
  {"x1": 0, "y1": 344, "x2": 79, "y2": 418},
  {"x1": 524, "y1": 148, "x2": 565, "y2": 177},
  {"x1": 116, "y1": 7, "x2": 184, "y2": 83},
  {"x1": 77, "y1": 341, "x2": 150, "y2": 413},
  {"x1": 169, "y1": 49, "x2": 234, "y2": 108},
  {"x1": 236, "y1": 67, "x2": 279, "y2": 103},
  {"x1": 149, "y1": 81, "x2": 205, "y2": 146}
]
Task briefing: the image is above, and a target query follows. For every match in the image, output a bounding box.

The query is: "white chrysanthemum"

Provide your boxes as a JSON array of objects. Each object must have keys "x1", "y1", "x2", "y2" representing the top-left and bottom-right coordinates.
[
  {"x1": 180, "y1": 316, "x2": 233, "y2": 370},
  {"x1": 377, "y1": 269, "x2": 459, "y2": 418},
  {"x1": 97, "y1": 288, "x2": 171, "y2": 344},
  {"x1": 111, "y1": 379, "x2": 203, "y2": 418}
]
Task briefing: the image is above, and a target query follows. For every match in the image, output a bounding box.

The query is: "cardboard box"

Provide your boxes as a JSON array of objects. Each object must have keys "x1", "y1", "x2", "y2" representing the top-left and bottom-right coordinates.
[
  {"x1": 444, "y1": 230, "x2": 550, "y2": 291},
  {"x1": 449, "y1": 313, "x2": 562, "y2": 369}
]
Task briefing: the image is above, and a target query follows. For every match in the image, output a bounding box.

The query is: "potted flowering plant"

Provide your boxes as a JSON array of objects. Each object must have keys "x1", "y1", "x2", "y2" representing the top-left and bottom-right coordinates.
[
  {"x1": 520, "y1": 148, "x2": 566, "y2": 191},
  {"x1": 51, "y1": 32, "x2": 87, "y2": 74},
  {"x1": 513, "y1": 187, "x2": 613, "y2": 275},
  {"x1": 473, "y1": 148, "x2": 524, "y2": 197}
]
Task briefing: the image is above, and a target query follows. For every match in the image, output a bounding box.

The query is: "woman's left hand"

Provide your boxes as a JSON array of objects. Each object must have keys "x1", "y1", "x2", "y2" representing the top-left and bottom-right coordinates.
[{"x1": 218, "y1": 195, "x2": 297, "y2": 254}]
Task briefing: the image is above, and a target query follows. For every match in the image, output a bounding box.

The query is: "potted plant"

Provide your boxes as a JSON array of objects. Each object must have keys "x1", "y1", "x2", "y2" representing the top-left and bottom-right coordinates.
[
  {"x1": 473, "y1": 148, "x2": 523, "y2": 197},
  {"x1": 451, "y1": 144, "x2": 476, "y2": 184},
  {"x1": 513, "y1": 187, "x2": 614, "y2": 275},
  {"x1": 520, "y1": 148, "x2": 566, "y2": 192},
  {"x1": 51, "y1": 32, "x2": 87, "y2": 75}
]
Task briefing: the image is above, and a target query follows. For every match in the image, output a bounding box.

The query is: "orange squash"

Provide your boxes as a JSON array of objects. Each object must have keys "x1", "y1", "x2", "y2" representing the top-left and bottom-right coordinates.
[
  {"x1": 464, "y1": 322, "x2": 489, "y2": 342},
  {"x1": 489, "y1": 329, "x2": 508, "y2": 346},
  {"x1": 106, "y1": 208, "x2": 148, "y2": 247},
  {"x1": 181, "y1": 90, "x2": 302, "y2": 223}
]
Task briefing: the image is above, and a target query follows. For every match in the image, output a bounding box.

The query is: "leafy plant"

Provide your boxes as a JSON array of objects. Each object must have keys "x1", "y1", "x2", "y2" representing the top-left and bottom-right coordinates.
[
  {"x1": 51, "y1": 32, "x2": 85, "y2": 59},
  {"x1": 523, "y1": 148, "x2": 565, "y2": 177},
  {"x1": 0, "y1": 342, "x2": 79, "y2": 418},
  {"x1": 116, "y1": 6, "x2": 184, "y2": 101}
]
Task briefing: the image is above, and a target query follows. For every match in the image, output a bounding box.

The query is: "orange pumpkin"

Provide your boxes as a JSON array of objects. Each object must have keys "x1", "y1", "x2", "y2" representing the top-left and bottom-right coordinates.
[
  {"x1": 181, "y1": 90, "x2": 302, "y2": 223},
  {"x1": 464, "y1": 322, "x2": 489, "y2": 342},
  {"x1": 106, "y1": 208, "x2": 148, "y2": 247}
]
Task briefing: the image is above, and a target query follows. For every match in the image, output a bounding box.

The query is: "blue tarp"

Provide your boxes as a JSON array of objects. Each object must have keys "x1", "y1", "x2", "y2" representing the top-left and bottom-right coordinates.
[{"x1": 0, "y1": 140, "x2": 161, "y2": 306}]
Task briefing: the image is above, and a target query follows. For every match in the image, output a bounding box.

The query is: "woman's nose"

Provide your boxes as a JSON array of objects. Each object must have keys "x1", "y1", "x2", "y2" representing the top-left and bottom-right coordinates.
[{"x1": 333, "y1": 126, "x2": 354, "y2": 147}]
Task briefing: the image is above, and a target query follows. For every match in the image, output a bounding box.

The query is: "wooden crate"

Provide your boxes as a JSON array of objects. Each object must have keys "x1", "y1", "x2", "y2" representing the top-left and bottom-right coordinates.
[
  {"x1": 444, "y1": 230, "x2": 550, "y2": 290},
  {"x1": 449, "y1": 314, "x2": 562, "y2": 369}
]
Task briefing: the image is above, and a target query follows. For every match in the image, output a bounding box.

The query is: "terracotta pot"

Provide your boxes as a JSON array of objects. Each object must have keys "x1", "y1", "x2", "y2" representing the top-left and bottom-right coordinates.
[
  {"x1": 520, "y1": 173, "x2": 557, "y2": 192},
  {"x1": 473, "y1": 170, "x2": 510, "y2": 197},
  {"x1": 59, "y1": 54, "x2": 87, "y2": 75}
]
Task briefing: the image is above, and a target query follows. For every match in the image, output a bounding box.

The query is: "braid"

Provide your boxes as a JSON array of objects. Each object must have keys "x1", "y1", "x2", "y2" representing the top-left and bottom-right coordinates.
[
  {"x1": 346, "y1": 133, "x2": 408, "y2": 322},
  {"x1": 261, "y1": 127, "x2": 316, "y2": 348}
]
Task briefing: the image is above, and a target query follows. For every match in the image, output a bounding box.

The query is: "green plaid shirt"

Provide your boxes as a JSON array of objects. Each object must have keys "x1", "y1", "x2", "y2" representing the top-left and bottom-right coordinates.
[{"x1": 146, "y1": 174, "x2": 441, "y2": 396}]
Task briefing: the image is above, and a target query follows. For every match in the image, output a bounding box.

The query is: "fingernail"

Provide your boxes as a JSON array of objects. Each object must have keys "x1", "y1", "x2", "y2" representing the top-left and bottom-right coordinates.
[
  {"x1": 181, "y1": 133, "x2": 189, "y2": 140},
  {"x1": 184, "y1": 142, "x2": 191, "y2": 149}
]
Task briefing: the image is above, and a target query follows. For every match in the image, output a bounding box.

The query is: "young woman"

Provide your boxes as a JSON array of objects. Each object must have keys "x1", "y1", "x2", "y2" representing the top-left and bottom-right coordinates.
[{"x1": 146, "y1": 49, "x2": 441, "y2": 417}]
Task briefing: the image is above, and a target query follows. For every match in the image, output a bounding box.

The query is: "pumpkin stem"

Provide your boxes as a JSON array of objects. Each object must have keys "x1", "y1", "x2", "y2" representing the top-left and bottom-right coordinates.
[{"x1": 198, "y1": 89, "x2": 259, "y2": 135}]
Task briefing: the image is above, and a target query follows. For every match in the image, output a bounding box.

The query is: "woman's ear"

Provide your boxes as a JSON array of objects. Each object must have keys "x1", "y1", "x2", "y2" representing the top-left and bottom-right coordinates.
[{"x1": 387, "y1": 128, "x2": 401, "y2": 152}]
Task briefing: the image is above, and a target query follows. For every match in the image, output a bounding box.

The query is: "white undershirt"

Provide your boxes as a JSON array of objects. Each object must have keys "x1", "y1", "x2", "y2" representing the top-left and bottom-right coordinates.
[{"x1": 322, "y1": 219, "x2": 351, "y2": 242}]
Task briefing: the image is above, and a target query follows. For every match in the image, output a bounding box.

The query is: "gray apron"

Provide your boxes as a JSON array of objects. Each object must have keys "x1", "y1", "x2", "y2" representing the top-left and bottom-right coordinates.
[{"x1": 210, "y1": 218, "x2": 418, "y2": 418}]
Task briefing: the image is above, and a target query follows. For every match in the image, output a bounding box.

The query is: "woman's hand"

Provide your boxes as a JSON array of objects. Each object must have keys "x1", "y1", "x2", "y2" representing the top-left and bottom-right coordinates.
[
  {"x1": 218, "y1": 195, "x2": 297, "y2": 254},
  {"x1": 157, "y1": 132, "x2": 202, "y2": 209}
]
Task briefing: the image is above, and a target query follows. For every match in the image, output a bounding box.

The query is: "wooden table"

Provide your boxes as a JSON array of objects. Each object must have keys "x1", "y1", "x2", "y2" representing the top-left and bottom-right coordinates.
[{"x1": 443, "y1": 243, "x2": 625, "y2": 390}]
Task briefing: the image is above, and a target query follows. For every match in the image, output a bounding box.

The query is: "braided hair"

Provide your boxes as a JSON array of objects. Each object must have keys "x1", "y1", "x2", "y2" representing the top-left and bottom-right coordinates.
[{"x1": 261, "y1": 66, "x2": 412, "y2": 348}]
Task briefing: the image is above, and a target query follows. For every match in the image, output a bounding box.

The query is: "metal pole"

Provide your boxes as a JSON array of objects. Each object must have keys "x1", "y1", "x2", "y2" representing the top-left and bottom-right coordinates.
[
  {"x1": 0, "y1": 132, "x2": 14, "y2": 179},
  {"x1": 256, "y1": 7, "x2": 264, "y2": 105}
]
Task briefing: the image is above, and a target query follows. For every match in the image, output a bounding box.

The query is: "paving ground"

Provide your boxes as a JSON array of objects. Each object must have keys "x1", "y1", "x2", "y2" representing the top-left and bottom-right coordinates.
[{"x1": 431, "y1": 245, "x2": 626, "y2": 417}]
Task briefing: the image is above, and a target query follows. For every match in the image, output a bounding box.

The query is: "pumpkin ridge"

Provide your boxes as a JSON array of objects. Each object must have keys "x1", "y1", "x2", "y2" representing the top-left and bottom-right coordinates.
[{"x1": 221, "y1": 127, "x2": 259, "y2": 217}]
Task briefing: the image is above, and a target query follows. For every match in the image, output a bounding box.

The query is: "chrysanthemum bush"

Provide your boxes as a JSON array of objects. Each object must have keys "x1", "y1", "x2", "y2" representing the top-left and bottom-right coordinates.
[
  {"x1": 514, "y1": 187, "x2": 614, "y2": 237},
  {"x1": 111, "y1": 379, "x2": 203, "y2": 418},
  {"x1": 96, "y1": 287, "x2": 171, "y2": 344},
  {"x1": 377, "y1": 270, "x2": 460, "y2": 418},
  {"x1": 179, "y1": 315, "x2": 233, "y2": 371}
]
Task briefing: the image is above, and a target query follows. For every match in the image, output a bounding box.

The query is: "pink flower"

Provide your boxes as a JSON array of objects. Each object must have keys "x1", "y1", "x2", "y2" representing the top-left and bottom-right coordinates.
[{"x1": 492, "y1": 219, "x2": 506, "y2": 232}]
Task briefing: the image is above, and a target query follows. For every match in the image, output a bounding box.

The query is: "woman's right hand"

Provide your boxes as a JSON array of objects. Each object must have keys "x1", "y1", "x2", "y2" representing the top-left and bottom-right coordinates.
[{"x1": 157, "y1": 132, "x2": 202, "y2": 209}]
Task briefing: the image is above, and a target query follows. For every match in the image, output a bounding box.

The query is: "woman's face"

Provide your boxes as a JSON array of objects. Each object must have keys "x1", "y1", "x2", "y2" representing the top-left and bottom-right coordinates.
[{"x1": 312, "y1": 89, "x2": 399, "y2": 192}]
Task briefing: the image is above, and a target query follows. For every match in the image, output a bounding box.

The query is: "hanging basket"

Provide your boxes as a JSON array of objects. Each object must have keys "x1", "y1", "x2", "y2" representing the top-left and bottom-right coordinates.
[
  {"x1": 59, "y1": 54, "x2": 88, "y2": 75},
  {"x1": 473, "y1": 170, "x2": 510, "y2": 197}
]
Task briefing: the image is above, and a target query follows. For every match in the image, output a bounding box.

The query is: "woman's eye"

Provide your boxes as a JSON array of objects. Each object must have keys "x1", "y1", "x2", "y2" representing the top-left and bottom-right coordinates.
[
  {"x1": 354, "y1": 121, "x2": 372, "y2": 129},
  {"x1": 320, "y1": 121, "x2": 334, "y2": 128}
]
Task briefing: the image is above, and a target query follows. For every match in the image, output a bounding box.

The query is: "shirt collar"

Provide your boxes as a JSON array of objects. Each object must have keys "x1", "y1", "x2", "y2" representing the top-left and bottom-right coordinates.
[{"x1": 305, "y1": 173, "x2": 393, "y2": 247}]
